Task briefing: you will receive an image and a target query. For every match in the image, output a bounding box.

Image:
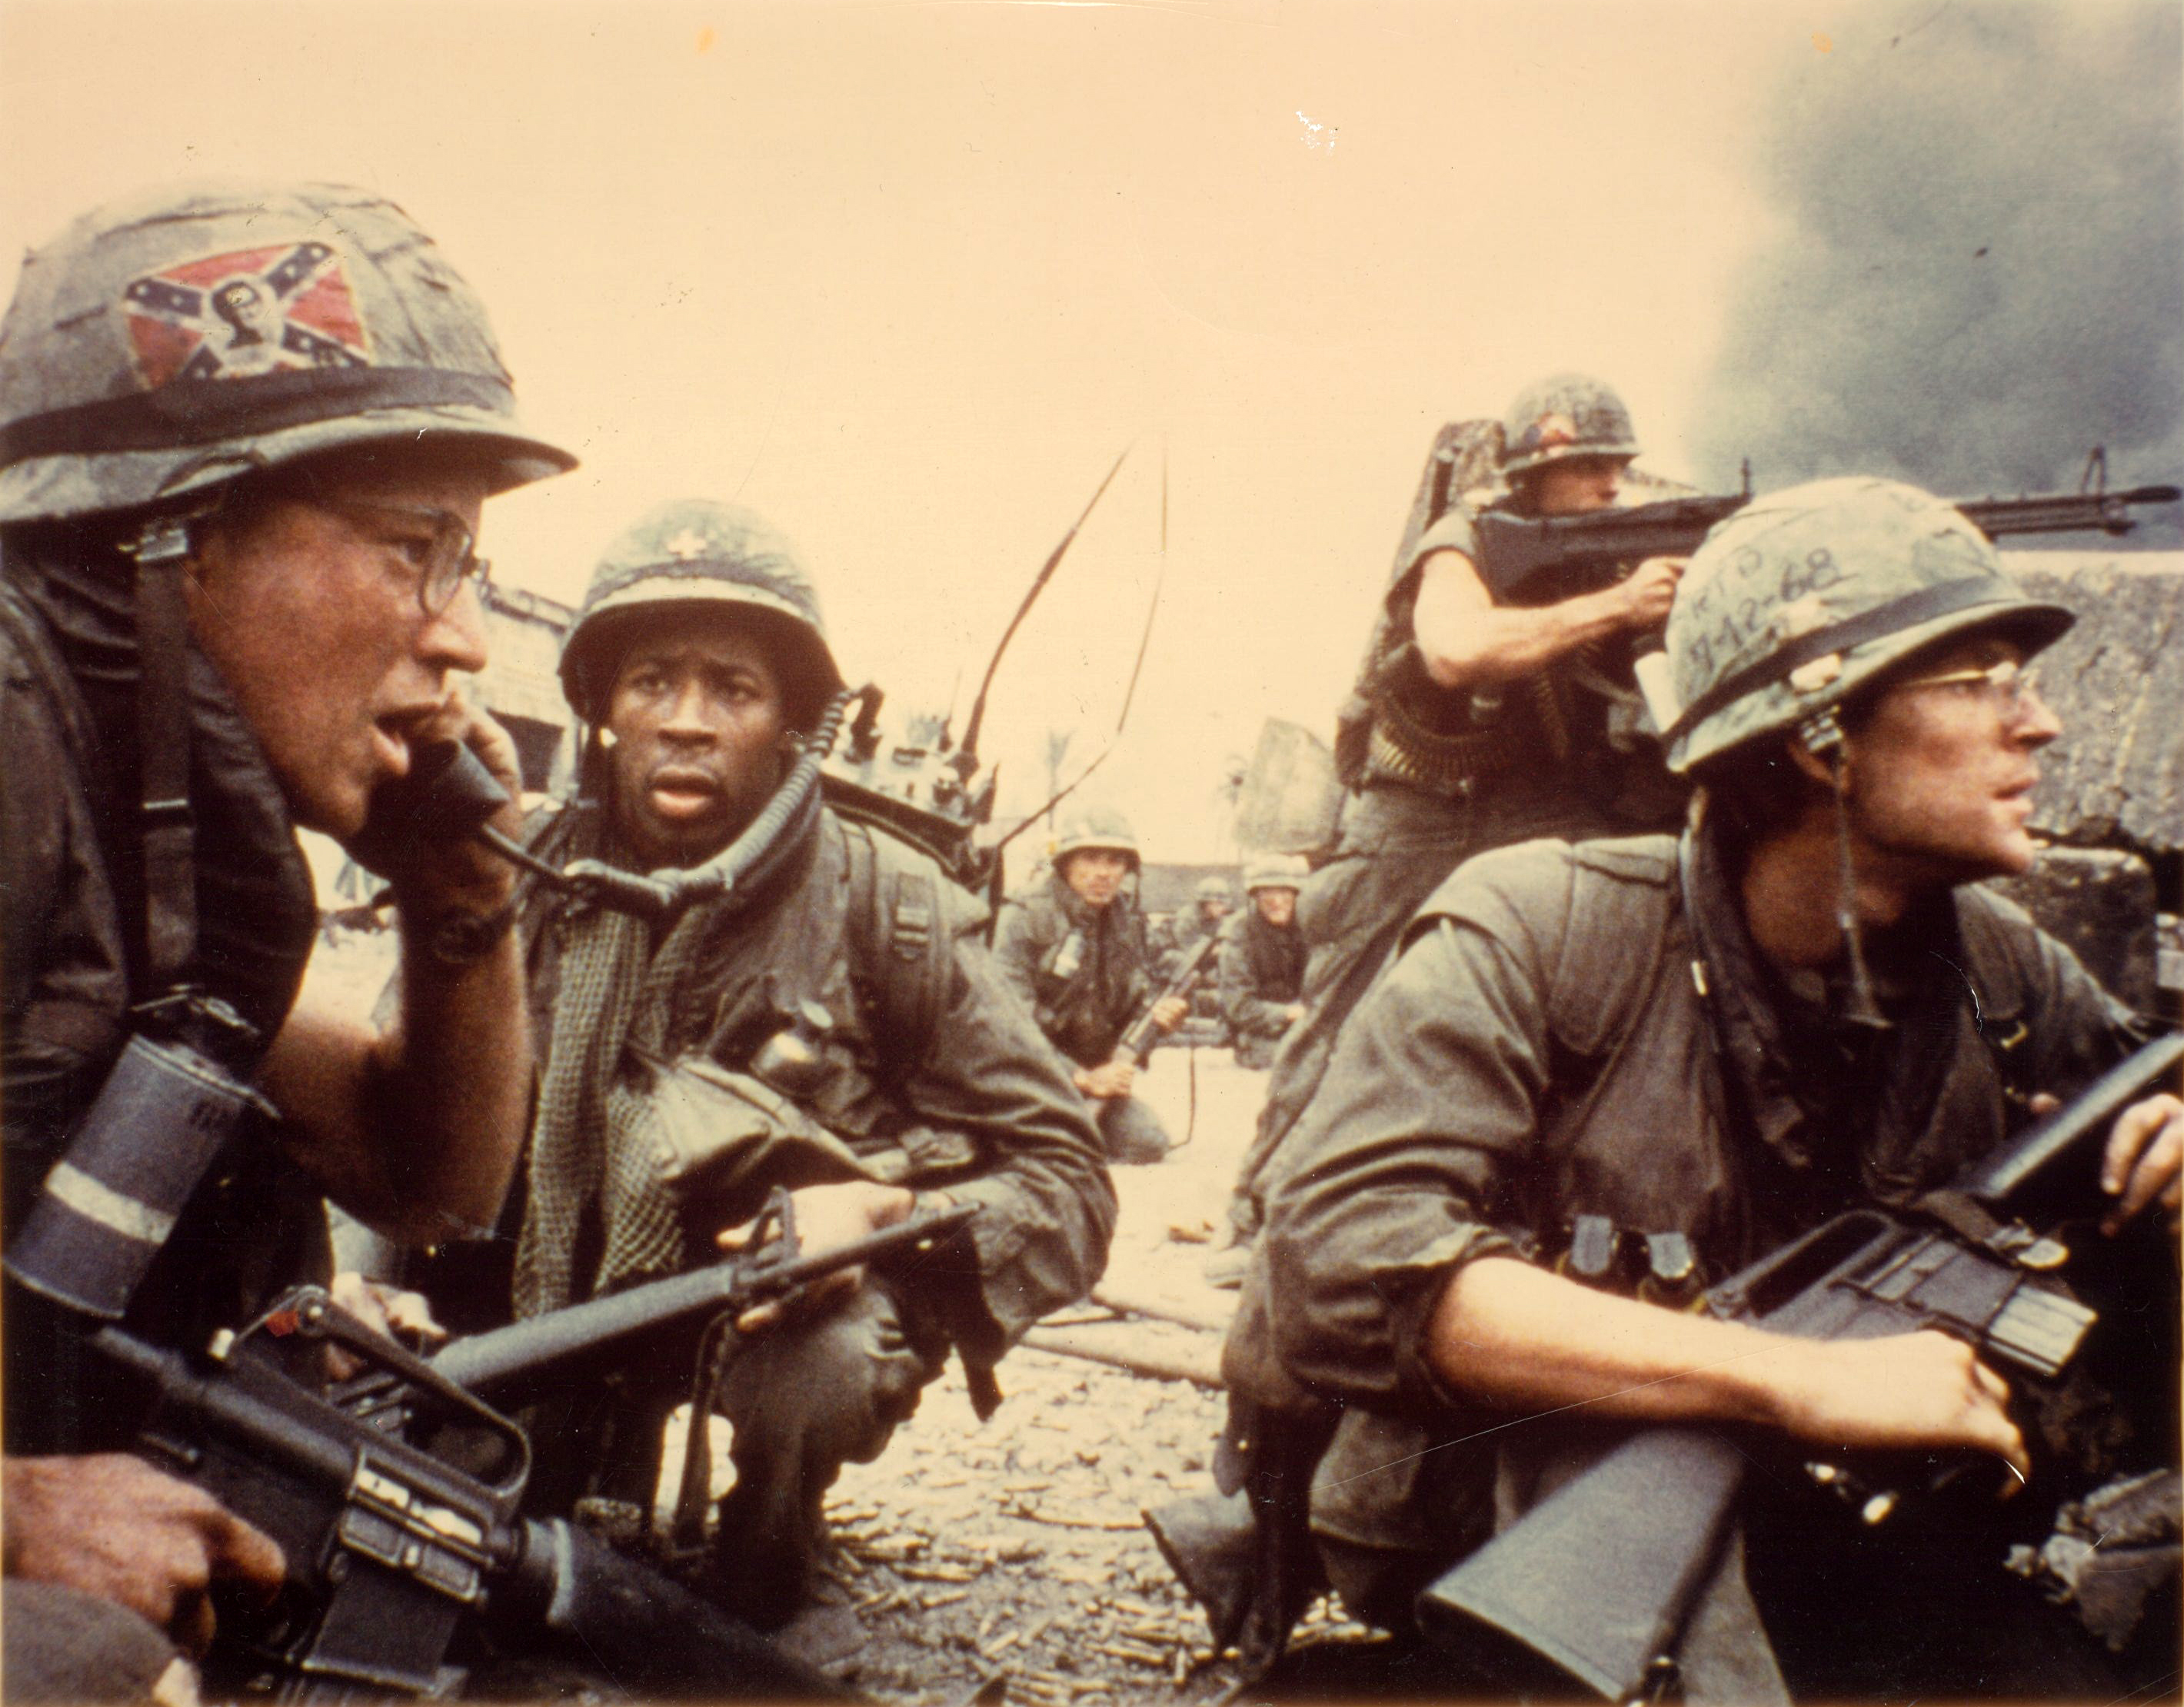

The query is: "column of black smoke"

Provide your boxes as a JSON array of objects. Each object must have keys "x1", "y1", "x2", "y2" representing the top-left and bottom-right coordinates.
[{"x1": 1694, "y1": 1, "x2": 2182, "y2": 542}]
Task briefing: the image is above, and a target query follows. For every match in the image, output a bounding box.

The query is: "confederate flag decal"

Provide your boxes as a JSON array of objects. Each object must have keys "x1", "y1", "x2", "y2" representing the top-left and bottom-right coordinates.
[{"x1": 122, "y1": 242, "x2": 373, "y2": 388}]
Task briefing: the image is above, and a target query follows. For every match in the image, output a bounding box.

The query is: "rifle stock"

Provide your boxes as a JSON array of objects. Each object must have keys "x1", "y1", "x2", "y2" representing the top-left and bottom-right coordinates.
[
  {"x1": 1417, "y1": 1428, "x2": 1746, "y2": 1700},
  {"x1": 1417, "y1": 1030, "x2": 2182, "y2": 1700}
]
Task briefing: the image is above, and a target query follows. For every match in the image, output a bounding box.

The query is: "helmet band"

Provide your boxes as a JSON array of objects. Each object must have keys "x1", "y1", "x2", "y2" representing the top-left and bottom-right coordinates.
[
  {"x1": 1664, "y1": 574, "x2": 2029, "y2": 746},
  {"x1": 0, "y1": 367, "x2": 513, "y2": 463}
]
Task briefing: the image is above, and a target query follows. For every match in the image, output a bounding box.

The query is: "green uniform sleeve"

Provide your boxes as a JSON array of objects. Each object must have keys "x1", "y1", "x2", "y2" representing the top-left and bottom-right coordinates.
[
  {"x1": 1261, "y1": 847, "x2": 1576, "y2": 1416},
  {"x1": 895, "y1": 913, "x2": 1115, "y2": 1361}
]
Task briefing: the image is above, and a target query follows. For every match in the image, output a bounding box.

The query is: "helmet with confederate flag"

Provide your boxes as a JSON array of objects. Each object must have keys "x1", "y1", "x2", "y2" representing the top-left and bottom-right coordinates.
[
  {"x1": 0, "y1": 181, "x2": 574, "y2": 524},
  {"x1": 1497, "y1": 372, "x2": 1640, "y2": 480}
]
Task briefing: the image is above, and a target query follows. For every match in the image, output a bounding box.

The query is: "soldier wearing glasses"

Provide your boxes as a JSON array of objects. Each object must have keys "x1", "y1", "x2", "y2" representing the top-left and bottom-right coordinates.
[
  {"x1": 1213, "y1": 477, "x2": 2182, "y2": 1697},
  {"x1": 0, "y1": 182, "x2": 568, "y2": 1698}
]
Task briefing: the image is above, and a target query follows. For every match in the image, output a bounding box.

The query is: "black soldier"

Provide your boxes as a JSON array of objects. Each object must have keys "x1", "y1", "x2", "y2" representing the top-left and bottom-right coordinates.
[
  {"x1": 994, "y1": 805, "x2": 1188, "y2": 1166},
  {"x1": 1223, "y1": 374, "x2": 1692, "y2": 1248},
  {"x1": 0, "y1": 181, "x2": 570, "y2": 1697},
  {"x1": 497, "y1": 499, "x2": 1115, "y2": 1629},
  {"x1": 1217, "y1": 855, "x2": 1307, "y2": 1073},
  {"x1": 1217, "y1": 477, "x2": 2182, "y2": 1697}
]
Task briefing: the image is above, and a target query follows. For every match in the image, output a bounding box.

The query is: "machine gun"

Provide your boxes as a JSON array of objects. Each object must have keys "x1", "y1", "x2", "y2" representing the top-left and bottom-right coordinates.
[
  {"x1": 1470, "y1": 453, "x2": 2181, "y2": 604},
  {"x1": 1417, "y1": 1030, "x2": 2184, "y2": 1702},
  {"x1": 102, "y1": 1191, "x2": 975, "y2": 1700},
  {"x1": 1115, "y1": 930, "x2": 1221, "y2": 1067}
]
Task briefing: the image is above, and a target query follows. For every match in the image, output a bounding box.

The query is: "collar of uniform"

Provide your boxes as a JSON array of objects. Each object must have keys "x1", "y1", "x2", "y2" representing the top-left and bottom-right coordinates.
[{"x1": 1684, "y1": 811, "x2": 1973, "y2": 1198}]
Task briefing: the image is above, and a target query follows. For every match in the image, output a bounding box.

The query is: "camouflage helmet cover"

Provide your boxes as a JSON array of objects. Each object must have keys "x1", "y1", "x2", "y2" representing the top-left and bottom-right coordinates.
[
  {"x1": 1497, "y1": 371, "x2": 1640, "y2": 479},
  {"x1": 0, "y1": 181, "x2": 574, "y2": 524},
  {"x1": 1663, "y1": 476, "x2": 2075, "y2": 776},
  {"x1": 560, "y1": 498, "x2": 846, "y2": 724},
  {"x1": 1244, "y1": 853, "x2": 1308, "y2": 893},
  {"x1": 1053, "y1": 804, "x2": 1140, "y2": 865},
  {"x1": 1194, "y1": 875, "x2": 1233, "y2": 906}
]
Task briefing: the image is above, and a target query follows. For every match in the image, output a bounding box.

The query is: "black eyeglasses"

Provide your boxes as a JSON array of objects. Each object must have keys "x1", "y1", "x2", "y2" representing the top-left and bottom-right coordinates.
[{"x1": 319, "y1": 498, "x2": 491, "y2": 617}]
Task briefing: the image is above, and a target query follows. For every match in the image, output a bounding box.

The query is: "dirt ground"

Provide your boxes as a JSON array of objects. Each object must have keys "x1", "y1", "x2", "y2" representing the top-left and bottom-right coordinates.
[{"x1": 761, "y1": 1046, "x2": 1388, "y2": 1707}]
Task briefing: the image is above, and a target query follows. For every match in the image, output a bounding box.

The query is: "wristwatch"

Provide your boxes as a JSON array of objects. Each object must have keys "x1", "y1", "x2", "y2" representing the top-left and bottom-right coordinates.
[{"x1": 420, "y1": 897, "x2": 518, "y2": 967}]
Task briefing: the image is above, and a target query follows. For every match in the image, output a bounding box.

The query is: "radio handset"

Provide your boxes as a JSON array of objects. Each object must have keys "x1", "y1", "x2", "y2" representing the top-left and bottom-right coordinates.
[{"x1": 347, "y1": 740, "x2": 515, "y2": 880}]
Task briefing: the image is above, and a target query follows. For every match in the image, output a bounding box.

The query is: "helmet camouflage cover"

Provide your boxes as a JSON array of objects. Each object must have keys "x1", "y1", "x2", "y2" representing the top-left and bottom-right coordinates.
[
  {"x1": 560, "y1": 498, "x2": 846, "y2": 727},
  {"x1": 1053, "y1": 804, "x2": 1140, "y2": 865},
  {"x1": 1497, "y1": 371, "x2": 1640, "y2": 479},
  {"x1": 1194, "y1": 875, "x2": 1232, "y2": 906},
  {"x1": 1664, "y1": 476, "x2": 2074, "y2": 776},
  {"x1": 1245, "y1": 853, "x2": 1308, "y2": 893},
  {"x1": 0, "y1": 180, "x2": 573, "y2": 523}
]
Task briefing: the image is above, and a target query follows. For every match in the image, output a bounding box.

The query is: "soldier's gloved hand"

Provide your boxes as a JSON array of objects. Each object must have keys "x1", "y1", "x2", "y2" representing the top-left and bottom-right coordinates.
[
  {"x1": 1077, "y1": 1058, "x2": 1137, "y2": 1100},
  {"x1": 717, "y1": 1181, "x2": 915, "y2": 1335},
  {"x1": 2, "y1": 1453, "x2": 285, "y2": 1656},
  {"x1": 1149, "y1": 996, "x2": 1190, "y2": 1033},
  {"x1": 1617, "y1": 556, "x2": 1684, "y2": 633},
  {"x1": 2099, "y1": 1090, "x2": 2184, "y2": 1237}
]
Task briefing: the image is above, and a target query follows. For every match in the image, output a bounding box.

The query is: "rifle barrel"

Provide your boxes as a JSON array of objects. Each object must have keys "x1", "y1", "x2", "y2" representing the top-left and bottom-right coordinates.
[
  {"x1": 435, "y1": 1203, "x2": 979, "y2": 1399},
  {"x1": 1961, "y1": 484, "x2": 2182, "y2": 539},
  {"x1": 1959, "y1": 1031, "x2": 2184, "y2": 1212}
]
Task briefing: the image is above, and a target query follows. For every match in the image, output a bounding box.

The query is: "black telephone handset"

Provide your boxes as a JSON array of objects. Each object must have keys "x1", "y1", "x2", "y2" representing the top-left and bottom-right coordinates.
[{"x1": 346, "y1": 740, "x2": 513, "y2": 880}]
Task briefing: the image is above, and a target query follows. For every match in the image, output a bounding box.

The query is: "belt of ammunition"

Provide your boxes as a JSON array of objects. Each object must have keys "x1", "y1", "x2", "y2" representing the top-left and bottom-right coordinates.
[{"x1": 1364, "y1": 700, "x2": 1526, "y2": 797}]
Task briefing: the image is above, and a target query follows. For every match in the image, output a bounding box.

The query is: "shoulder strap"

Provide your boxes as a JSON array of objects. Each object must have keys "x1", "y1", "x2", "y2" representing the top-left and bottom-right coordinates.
[
  {"x1": 841, "y1": 818, "x2": 953, "y2": 1076},
  {"x1": 1542, "y1": 844, "x2": 1676, "y2": 1056},
  {"x1": 1949, "y1": 887, "x2": 2046, "y2": 1104}
]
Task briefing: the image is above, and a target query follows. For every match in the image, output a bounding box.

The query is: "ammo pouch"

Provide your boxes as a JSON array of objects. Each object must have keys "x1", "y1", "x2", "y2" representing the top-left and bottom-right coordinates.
[
  {"x1": 642, "y1": 1055, "x2": 983, "y2": 1240},
  {"x1": 644, "y1": 1053, "x2": 874, "y2": 1236}
]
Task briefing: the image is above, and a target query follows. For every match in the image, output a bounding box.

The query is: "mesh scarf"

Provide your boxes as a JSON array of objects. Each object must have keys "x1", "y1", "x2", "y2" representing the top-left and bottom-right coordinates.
[{"x1": 512, "y1": 783, "x2": 821, "y2": 1317}]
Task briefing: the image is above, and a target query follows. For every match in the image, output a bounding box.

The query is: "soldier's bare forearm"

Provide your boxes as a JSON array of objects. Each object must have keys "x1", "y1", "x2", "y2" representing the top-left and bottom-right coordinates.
[
  {"x1": 263, "y1": 923, "x2": 528, "y2": 1243},
  {"x1": 1427, "y1": 1255, "x2": 2026, "y2": 1472},
  {"x1": 1411, "y1": 551, "x2": 1646, "y2": 691}
]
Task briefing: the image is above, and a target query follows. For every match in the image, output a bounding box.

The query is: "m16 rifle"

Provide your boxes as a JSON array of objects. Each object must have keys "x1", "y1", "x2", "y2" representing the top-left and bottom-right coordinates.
[
  {"x1": 1114, "y1": 930, "x2": 1220, "y2": 1067},
  {"x1": 1417, "y1": 1030, "x2": 2184, "y2": 1703},
  {"x1": 96, "y1": 1191, "x2": 975, "y2": 1701},
  {"x1": 1469, "y1": 452, "x2": 2182, "y2": 604}
]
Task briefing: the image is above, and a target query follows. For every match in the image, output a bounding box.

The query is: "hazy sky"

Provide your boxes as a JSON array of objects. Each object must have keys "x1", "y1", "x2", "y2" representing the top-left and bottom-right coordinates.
[{"x1": 4, "y1": 1, "x2": 2172, "y2": 861}]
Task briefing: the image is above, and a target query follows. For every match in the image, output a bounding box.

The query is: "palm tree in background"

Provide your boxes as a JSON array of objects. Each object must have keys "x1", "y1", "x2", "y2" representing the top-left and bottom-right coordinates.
[{"x1": 1042, "y1": 728, "x2": 1074, "y2": 831}]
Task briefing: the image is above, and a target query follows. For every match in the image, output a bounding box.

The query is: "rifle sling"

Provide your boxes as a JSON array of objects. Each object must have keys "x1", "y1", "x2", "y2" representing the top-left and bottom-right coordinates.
[
  {"x1": 132, "y1": 524, "x2": 200, "y2": 993},
  {"x1": 1909, "y1": 1186, "x2": 2008, "y2": 1249}
]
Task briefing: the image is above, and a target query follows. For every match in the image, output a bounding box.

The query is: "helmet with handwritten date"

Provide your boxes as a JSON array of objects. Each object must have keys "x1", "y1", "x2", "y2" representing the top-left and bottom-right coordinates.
[{"x1": 1663, "y1": 476, "x2": 2073, "y2": 775}]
